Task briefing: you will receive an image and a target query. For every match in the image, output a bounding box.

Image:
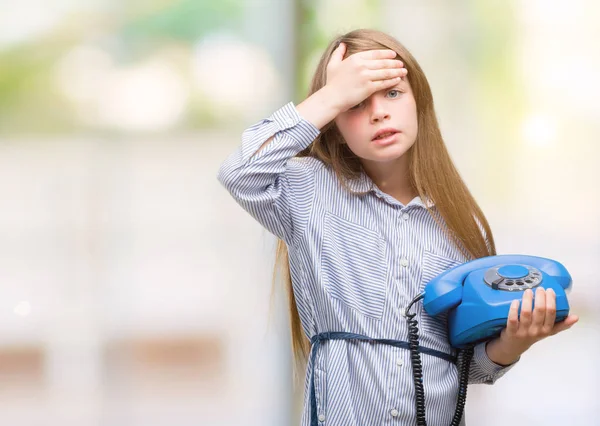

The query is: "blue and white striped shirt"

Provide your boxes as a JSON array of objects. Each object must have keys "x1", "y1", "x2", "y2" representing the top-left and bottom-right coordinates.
[{"x1": 217, "y1": 102, "x2": 518, "y2": 425}]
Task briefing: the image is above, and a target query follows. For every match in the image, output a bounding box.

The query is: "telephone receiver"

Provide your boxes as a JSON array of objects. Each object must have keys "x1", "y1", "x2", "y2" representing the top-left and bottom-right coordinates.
[{"x1": 423, "y1": 255, "x2": 572, "y2": 348}]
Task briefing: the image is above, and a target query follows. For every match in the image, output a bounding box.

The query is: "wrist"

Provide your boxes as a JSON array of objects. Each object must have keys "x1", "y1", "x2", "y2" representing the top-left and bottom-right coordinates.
[
  {"x1": 296, "y1": 85, "x2": 344, "y2": 130},
  {"x1": 319, "y1": 84, "x2": 349, "y2": 115},
  {"x1": 485, "y1": 337, "x2": 525, "y2": 367}
]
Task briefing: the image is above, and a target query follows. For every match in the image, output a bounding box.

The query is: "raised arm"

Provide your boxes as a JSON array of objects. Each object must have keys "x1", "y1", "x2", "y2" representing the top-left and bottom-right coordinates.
[{"x1": 217, "y1": 43, "x2": 406, "y2": 243}]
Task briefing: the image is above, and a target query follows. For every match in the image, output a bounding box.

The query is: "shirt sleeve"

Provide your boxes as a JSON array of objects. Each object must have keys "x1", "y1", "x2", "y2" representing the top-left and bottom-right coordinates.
[
  {"x1": 467, "y1": 341, "x2": 520, "y2": 385},
  {"x1": 216, "y1": 102, "x2": 321, "y2": 244}
]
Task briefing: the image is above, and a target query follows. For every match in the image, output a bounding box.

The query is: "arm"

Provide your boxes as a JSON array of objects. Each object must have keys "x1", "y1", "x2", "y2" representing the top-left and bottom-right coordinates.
[
  {"x1": 216, "y1": 87, "x2": 341, "y2": 243},
  {"x1": 466, "y1": 340, "x2": 519, "y2": 385},
  {"x1": 218, "y1": 44, "x2": 405, "y2": 241}
]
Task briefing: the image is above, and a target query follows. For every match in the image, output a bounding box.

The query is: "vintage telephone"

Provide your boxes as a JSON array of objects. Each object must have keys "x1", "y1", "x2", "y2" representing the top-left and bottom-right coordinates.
[{"x1": 404, "y1": 254, "x2": 572, "y2": 426}]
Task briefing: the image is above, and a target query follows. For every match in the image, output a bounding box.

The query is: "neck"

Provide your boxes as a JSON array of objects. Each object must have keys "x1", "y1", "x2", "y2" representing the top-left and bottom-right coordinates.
[{"x1": 361, "y1": 156, "x2": 417, "y2": 205}]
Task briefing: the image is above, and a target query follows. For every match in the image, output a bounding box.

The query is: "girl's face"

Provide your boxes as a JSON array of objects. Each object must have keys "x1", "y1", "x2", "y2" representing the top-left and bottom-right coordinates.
[{"x1": 334, "y1": 79, "x2": 418, "y2": 166}]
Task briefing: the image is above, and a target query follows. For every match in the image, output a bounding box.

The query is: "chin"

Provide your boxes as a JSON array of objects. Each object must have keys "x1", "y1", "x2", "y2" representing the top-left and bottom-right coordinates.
[{"x1": 368, "y1": 147, "x2": 410, "y2": 162}]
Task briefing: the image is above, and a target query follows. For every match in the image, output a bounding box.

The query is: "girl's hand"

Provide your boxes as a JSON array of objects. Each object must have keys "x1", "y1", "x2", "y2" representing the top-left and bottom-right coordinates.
[
  {"x1": 485, "y1": 287, "x2": 579, "y2": 366},
  {"x1": 324, "y1": 42, "x2": 407, "y2": 113},
  {"x1": 499, "y1": 287, "x2": 579, "y2": 355}
]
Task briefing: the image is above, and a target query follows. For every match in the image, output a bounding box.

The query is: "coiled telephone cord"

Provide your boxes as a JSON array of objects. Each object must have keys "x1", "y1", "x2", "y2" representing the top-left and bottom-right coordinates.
[{"x1": 405, "y1": 294, "x2": 475, "y2": 426}]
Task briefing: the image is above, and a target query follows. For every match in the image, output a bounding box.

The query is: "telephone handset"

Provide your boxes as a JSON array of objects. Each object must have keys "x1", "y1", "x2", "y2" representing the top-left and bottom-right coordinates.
[{"x1": 423, "y1": 254, "x2": 572, "y2": 348}]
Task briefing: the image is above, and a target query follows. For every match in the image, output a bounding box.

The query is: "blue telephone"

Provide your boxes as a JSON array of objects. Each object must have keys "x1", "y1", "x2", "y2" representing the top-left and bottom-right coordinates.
[
  {"x1": 422, "y1": 254, "x2": 572, "y2": 348},
  {"x1": 403, "y1": 254, "x2": 573, "y2": 426}
]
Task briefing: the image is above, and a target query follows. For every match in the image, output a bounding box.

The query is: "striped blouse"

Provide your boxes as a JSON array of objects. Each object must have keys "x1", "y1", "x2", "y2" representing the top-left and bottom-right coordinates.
[{"x1": 217, "y1": 102, "x2": 518, "y2": 425}]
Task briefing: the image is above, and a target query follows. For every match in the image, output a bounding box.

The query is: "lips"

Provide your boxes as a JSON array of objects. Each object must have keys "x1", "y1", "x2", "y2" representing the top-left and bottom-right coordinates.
[{"x1": 372, "y1": 128, "x2": 400, "y2": 141}]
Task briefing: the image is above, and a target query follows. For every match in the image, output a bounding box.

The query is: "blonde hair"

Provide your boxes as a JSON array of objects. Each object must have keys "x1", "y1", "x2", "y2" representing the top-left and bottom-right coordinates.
[{"x1": 272, "y1": 28, "x2": 496, "y2": 382}]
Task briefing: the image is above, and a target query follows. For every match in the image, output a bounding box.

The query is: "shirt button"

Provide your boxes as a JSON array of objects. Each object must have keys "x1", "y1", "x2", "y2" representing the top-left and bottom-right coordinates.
[
  {"x1": 400, "y1": 258, "x2": 409, "y2": 267},
  {"x1": 402, "y1": 213, "x2": 409, "y2": 220},
  {"x1": 390, "y1": 409, "x2": 399, "y2": 417},
  {"x1": 396, "y1": 358, "x2": 403, "y2": 366},
  {"x1": 318, "y1": 414, "x2": 326, "y2": 422},
  {"x1": 285, "y1": 118, "x2": 295, "y2": 127}
]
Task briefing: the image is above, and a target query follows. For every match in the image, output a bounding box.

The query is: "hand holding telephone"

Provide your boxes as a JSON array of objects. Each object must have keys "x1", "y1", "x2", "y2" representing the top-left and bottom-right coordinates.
[{"x1": 422, "y1": 255, "x2": 572, "y2": 348}]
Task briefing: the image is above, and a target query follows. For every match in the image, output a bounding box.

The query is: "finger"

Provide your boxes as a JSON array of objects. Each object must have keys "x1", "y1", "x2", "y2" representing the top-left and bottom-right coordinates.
[
  {"x1": 367, "y1": 67, "x2": 407, "y2": 82},
  {"x1": 519, "y1": 289, "x2": 534, "y2": 327},
  {"x1": 550, "y1": 314, "x2": 579, "y2": 335},
  {"x1": 364, "y1": 58, "x2": 404, "y2": 70},
  {"x1": 371, "y1": 76, "x2": 403, "y2": 91},
  {"x1": 542, "y1": 287, "x2": 557, "y2": 332},
  {"x1": 564, "y1": 314, "x2": 579, "y2": 327},
  {"x1": 362, "y1": 49, "x2": 398, "y2": 60},
  {"x1": 328, "y1": 42, "x2": 346, "y2": 65},
  {"x1": 531, "y1": 287, "x2": 547, "y2": 331},
  {"x1": 505, "y1": 299, "x2": 520, "y2": 335},
  {"x1": 337, "y1": 41, "x2": 346, "y2": 56}
]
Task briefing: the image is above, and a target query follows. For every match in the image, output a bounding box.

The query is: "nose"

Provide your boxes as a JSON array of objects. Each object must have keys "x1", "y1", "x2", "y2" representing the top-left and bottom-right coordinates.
[{"x1": 369, "y1": 97, "x2": 390, "y2": 123}]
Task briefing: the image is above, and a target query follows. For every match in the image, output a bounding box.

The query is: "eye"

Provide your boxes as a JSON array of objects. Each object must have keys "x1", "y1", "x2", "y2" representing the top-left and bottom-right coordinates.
[
  {"x1": 349, "y1": 102, "x2": 363, "y2": 110},
  {"x1": 387, "y1": 89, "x2": 403, "y2": 99}
]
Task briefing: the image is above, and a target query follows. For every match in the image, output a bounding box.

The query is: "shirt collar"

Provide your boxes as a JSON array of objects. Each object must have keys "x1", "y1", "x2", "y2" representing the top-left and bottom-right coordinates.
[{"x1": 343, "y1": 171, "x2": 435, "y2": 209}]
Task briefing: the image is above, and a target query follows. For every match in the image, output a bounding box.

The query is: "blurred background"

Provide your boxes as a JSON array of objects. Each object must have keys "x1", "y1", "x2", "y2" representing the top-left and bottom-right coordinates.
[{"x1": 0, "y1": 0, "x2": 598, "y2": 425}]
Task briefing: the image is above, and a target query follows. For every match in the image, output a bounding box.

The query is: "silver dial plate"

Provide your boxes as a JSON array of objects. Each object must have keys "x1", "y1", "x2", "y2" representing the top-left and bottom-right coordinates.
[{"x1": 483, "y1": 265, "x2": 543, "y2": 291}]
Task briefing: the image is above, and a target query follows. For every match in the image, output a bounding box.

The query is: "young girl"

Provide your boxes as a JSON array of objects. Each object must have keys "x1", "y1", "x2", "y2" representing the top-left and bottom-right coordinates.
[{"x1": 217, "y1": 28, "x2": 577, "y2": 426}]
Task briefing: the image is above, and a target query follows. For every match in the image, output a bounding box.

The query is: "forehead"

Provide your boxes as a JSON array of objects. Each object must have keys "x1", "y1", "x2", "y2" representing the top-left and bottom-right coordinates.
[
  {"x1": 372, "y1": 77, "x2": 412, "y2": 95},
  {"x1": 393, "y1": 77, "x2": 411, "y2": 90}
]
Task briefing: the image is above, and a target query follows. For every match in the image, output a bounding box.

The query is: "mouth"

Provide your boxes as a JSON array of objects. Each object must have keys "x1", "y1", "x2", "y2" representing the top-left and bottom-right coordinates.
[
  {"x1": 371, "y1": 129, "x2": 401, "y2": 146},
  {"x1": 372, "y1": 129, "x2": 401, "y2": 141}
]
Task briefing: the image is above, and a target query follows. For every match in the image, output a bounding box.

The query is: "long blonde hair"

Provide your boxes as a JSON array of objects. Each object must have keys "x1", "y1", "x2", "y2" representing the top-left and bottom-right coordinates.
[{"x1": 272, "y1": 28, "x2": 496, "y2": 380}]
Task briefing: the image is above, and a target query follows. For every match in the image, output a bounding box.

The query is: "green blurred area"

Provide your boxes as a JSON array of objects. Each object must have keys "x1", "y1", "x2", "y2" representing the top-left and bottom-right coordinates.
[{"x1": 0, "y1": 0, "x2": 242, "y2": 135}]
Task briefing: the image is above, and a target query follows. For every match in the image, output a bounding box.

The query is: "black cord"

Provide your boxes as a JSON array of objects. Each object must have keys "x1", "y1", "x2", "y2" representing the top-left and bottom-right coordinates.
[
  {"x1": 404, "y1": 293, "x2": 427, "y2": 425},
  {"x1": 404, "y1": 293, "x2": 475, "y2": 426},
  {"x1": 450, "y1": 345, "x2": 474, "y2": 426}
]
